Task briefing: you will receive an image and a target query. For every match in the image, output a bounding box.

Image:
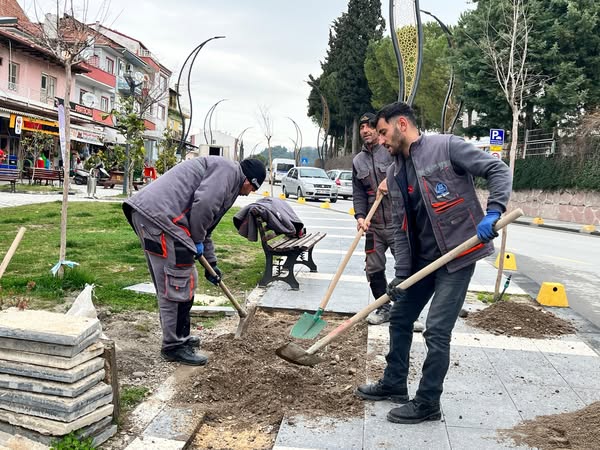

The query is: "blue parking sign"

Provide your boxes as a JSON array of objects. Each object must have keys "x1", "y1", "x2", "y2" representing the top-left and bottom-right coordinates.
[
  {"x1": 301, "y1": 157, "x2": 309, "y2": 166},
  {"x1": 490, "y1": 129, "x2": 505, "y2": 146}
]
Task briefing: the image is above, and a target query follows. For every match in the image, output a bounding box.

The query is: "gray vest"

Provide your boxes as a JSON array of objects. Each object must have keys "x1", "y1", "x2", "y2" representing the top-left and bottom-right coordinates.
[{"x1": 388, "y1": 134, "x2": 493, "y2": 274}]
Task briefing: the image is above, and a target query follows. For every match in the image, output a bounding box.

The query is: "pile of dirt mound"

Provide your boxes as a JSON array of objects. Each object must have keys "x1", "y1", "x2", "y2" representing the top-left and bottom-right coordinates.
[
  {"x1": 501, "y1": 401, "x2": 600, "y2": 449},
  {"x1": 177, "y1": 310, "x2": 368, "y2": 430},
  {"x1": 466, "y1": 301, "x2": 575, "y2": 338}
]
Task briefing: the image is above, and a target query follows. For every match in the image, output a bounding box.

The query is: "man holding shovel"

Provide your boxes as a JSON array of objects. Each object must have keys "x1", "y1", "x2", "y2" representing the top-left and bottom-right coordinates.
[
  {"x1": 353, "y1": 113, "x2": 423, "y2": 331},
  {"x1": 123, "y1": 157, "x2": 266, "y2": 366},
  {"x1": 355, "y1": 102, "x2": 511, "y2": 424}
]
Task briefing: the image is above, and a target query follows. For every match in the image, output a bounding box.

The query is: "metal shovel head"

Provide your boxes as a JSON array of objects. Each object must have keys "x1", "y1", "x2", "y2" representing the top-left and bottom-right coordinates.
[
  {"x1": 275, "y1": 342, "x2": 325, "y2": 367},
  {"x1": 290, "y1": 311, "x2": 327, "y2": 339}
]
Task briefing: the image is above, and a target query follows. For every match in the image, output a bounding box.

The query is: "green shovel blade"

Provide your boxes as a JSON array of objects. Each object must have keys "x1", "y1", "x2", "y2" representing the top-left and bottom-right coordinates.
[{"x1": 290, "y1": 310, "x2": 327, "y2": 339}]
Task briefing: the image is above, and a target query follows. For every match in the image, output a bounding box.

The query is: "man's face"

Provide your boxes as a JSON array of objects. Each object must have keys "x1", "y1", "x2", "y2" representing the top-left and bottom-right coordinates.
[
  {"x1": 239, "y1": 179, "x2": 255, "y2": 196},
  {"x1": 376, "y1": 117, "x2": 404, "y2": 156},
  {"x1": 359, "y1": 122, "x2": 378, "y2": 146}
]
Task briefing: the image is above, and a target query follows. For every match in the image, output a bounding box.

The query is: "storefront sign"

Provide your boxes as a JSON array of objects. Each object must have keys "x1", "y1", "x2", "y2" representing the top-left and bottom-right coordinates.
[
  {"x1": 14, "y1": 116, "x2": 23, "y2": 135},
  {"x1": 70, "y1": 128, "x2": 104, "y2": 146},
  {"x1": 72, "y1": 103, "x2": 93, "y2": 117},
  {"x1": 9, "y1": 114, "x2": 58, "y2": 135}
]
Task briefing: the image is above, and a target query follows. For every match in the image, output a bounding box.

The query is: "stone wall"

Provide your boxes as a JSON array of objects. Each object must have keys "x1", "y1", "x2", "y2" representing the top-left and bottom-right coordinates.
[{"x1": 476, "y1": 189, "x2": 600, "y2": 225}]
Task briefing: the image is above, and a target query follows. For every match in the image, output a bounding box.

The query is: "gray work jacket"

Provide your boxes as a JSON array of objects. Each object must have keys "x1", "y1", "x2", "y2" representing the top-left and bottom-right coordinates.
[
  {"x1": 388, "y1": 134, "x2": 512, "y2": 275},
  {"x1": 123, "y1": 156, "x2": 245, "y2": 263}
]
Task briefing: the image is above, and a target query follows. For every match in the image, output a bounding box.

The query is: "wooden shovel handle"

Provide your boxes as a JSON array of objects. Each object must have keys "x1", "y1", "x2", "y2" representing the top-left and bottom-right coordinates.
[
  {"x1": 0, "y1": 227, "x2": 26, "y2": 280},
  {"x1": 198, "y1": 255, "x2": 247, "y2": 318},
  {"x1": 316, "y1": 192, "x2": 384, "y2": 311},
  {"x1": 306, "y1": 208, "x2": 524, "y2": 355}
]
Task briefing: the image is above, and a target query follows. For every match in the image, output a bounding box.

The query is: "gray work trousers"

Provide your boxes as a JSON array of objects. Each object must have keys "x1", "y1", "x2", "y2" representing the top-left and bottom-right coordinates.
[
  {"x1": 130, "y1": 211, "x2": 198, "y2": 350},
  {"x1": 364, "y1": 226, "x2": 395, "y2": 279}
]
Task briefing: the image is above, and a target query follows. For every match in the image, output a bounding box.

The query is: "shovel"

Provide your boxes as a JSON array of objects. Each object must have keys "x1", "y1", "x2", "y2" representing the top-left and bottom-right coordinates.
[
  {"x1": 198, "y1": 255, "x2": 257, "y2": 339},
  {"x1": 290, "y1": 193, "x2": 384, "y2": 339},
  {"x1": 276, "y1": 208, "x2": 524, "y2": 366}
]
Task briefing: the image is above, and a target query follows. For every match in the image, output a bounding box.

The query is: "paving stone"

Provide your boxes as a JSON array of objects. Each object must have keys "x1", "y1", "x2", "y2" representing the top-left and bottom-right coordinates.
[
  {"x1": 446, "y1": 426, "x2": 530, "y2": 449},
  {"x1": 503, "y1": 381, "x2": 585, "y2": 420},
  {"x1": 539, "y1": 352, "x2": 600, "y2": 389},
  {"x1": 0, "y1": 403, "x2": 113, "y2": 435},
  {"x1": 274, "y1": 414, "x2": 363, "y2": 449},
  {"x1": 0, "y1": 430, "x2": 47, "y2": 450},
  {"x1": 573, "y1": 387, "x2": 600, "y2": 405},
  {"x1": 125, "y1": 436, "x2": 185, "y2": 450},
  {"x1": 0, "y1": 368, "x2": 105, "y2": 398},
  {"x1": 0, "y1": 341, "x2": 104, "y2": 369},
  {"x1": 0, "y1": 309, "x2": 101, "y2": 346},
  {"x1": 0, "y1": 329, "x2": 101, "y2": 357},
  {"x1": 91, "y1": 423, "x2": 118, "y2": 448},
  {"x1": 190, "y1": 306, "x2": 236, "y2": 317},
  {"x1": 142, "y1": 405, "x2": 203, "y2": 444},
  {"x1": 0, "y1": 356, "x2": 104, "y2": 383},
  {"x1": 0, "y1": 382, "x2": 112, "y2": 421}
]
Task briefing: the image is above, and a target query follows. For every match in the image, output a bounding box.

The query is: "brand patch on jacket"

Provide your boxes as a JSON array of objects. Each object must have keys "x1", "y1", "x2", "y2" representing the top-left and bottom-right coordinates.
[
  {"x1": 408, "y1": 185, "x2": 414, "y2": 194},
  {"x1": 435, "y1": 182, "x2": 450, "y2": 198}
]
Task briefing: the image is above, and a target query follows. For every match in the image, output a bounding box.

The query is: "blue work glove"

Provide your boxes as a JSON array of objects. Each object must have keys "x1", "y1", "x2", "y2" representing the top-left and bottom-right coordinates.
[
  {"x1": 204, "y1": 262, "x2": 222, "y2": 286},
  {"x1": 195, "y1": 242, "x2": 204, "y2": 259},
  {"x1": 386, "y1": 277, "x2": 406, "y2": 301},
  {"x1": 477, "y1": 210, "x2": 501, "y2": 243}
]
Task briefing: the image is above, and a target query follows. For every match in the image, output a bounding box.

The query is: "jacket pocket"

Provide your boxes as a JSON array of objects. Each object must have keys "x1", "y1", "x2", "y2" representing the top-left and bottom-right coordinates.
[
  {"x1": 435, "y1": 207, "x2": 476, "y2": 253},
  {"x1": 174, "y1": 242, "x2": 195, "y2": 267},
  {"x1": 164, "y1": 266, "x2": 195, "y2": 302},
  {"x1": 422, "y1": 169, "x2": 462, "y2": 213},
  {"x1": 365, "y1": 232, "x2": 376, "y2": 253},
  {"x1": 142, "y1": 223, "x2": 167, "y2": 258}
]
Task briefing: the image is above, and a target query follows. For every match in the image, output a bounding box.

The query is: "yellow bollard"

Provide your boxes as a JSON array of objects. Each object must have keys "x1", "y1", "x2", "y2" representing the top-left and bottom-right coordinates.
[
  {"x1": 537, "y1": 282, "x2": 569, "y2": 307},
  {"x1": 349, "y1": 207, "x2": 355, "y2": 216},
  {"x1": 581, "y1": 224, "x2": 596, "y2": 233},
  {"x1": 297, "y1": 197, "x2": 305, "y2": 204},
  {"x1": 321, "y1": 200, "x2": 331, "y2": 209},
  {"x1": 263, "y1": 191, "x2": 270, "y2": 197},
  {"x1": 533, "y1": 217, "x2": 544, "y2": 225},
  {"x1": 494, "y1": 252, "x2": 517, "y2": 270},
  {"x1": 278, "y1": 193, "x2": 286, "y2": 200}
]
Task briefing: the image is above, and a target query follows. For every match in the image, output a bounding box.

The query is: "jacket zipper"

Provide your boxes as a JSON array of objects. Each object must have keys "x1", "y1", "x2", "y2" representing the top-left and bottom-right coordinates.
[{"x1": 370, "y1": 149, "x2": 387, "y2": 227}]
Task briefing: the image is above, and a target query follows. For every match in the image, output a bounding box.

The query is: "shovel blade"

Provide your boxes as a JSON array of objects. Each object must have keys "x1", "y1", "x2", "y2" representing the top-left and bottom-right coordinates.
[
  {"x1": 275, "y1": 342, "x2": 325, "y2": 366},
  {"x1": 290, "y1": 312, "x2": 327, "y2": 339}
]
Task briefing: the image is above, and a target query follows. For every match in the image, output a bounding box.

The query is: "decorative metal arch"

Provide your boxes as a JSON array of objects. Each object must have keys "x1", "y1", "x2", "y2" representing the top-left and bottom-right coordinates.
[{"x1": 307, "y1": 78, "x2": 330, "y2": 165}]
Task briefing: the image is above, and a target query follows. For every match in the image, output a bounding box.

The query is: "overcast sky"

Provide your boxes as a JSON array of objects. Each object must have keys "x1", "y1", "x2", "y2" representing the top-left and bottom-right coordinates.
[{"x1": 19, "y1": 0, "x2": 472, "y2": 153}]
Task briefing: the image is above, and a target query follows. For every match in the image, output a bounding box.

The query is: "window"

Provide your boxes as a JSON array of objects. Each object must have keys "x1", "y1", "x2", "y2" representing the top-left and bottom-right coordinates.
[
  {"x1": 158, "y1": 104, "x2": 165, "y2": 120},
  {"x1": 41, "y1": 73, "x2": 57, "y2": 103},
  {"x1": 8, "y1": 62, "x2": 19, "y2": 91},
  {"x1": 149, "y1": 103, "x2": 155, "y2": 117},
  {"x1": 79, "y1": 89, "x2": 88, "y2": 104},
  {"x1": 159, "y1": 75, "x2": 167, "y2": 91},
  {"x1": 100, "y1": 96, "x2": 109, "y2": 112},
  {"x1": 105, "y1": 57, "x2": 114, "y2": 74}
]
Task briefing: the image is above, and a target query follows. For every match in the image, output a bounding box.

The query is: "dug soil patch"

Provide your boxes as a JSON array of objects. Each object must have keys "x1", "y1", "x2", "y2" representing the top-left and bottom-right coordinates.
[
  {"x1": 466, "y1": 301, "x2": 575, "y2": 338},
  {"x1": 178, "y1": 310, "x2": 368, "y2": 449},
  {"x1": 500, "y1": 401, "x2": 600, "y2": 449}
]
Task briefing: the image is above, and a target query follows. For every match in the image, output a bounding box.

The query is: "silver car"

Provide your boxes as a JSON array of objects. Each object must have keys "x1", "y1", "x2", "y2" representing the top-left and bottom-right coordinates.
[
  {"x1": 327, "y1": 169, "x2": 353, "y2": 199},
  {"x1": 281, "y1": 167, "x2": 338, "y2": 202}
]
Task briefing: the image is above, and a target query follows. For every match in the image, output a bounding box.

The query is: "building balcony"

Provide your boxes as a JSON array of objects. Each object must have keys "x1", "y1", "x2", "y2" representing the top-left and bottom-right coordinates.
[
  {"x1": 116, "y1": 76, "x2": 142, "y2": 96},
  {"x1": 80, "y1": 62, "x2": 116, "y2": 88},
  {"x1": 0, "y1": 78, "x2": 56, "y2": 109}
]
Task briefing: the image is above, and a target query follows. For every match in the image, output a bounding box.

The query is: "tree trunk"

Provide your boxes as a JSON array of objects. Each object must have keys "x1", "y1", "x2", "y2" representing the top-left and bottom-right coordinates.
[
  {"x1": 343, "y1": 125, "x2": 348, "y2": 155},
  {"x1": 268, "y1": 140, "x2": 272, "y2": 196},
  {"x1": 58, "y1": 61, "x2": 72, "y2": 278},
  {"x1": 351, "y1": 118, "x2": 359, "y2": 154}
]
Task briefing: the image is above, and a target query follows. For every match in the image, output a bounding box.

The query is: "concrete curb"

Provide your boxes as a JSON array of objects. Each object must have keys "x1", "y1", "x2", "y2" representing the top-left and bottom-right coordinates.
[{"x1": 514, "y1": 219, "x2": 600, "y2": 236}]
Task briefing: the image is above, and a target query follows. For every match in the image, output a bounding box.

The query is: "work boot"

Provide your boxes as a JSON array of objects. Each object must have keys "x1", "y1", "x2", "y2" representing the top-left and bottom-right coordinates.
[
  {"x1": 184, "y1": 336, "x2": 201, "y2": 348},
  {"x1": 355, "y1": 379, "x2": 409, "y2": 403},
  {"x1": 367, "y1": 303, "x2": 391, "y2": 325},
  {"x1": 161, "y1": 346, "x2": 208, "y2": 366},
  {"x1": 386, "y1": 399, "x2": 441, "y2": 424}
]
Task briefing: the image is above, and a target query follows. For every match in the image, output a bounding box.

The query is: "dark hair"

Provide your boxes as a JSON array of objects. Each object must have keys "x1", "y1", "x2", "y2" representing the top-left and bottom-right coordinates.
[{"x1": 375, "y1": 102, "x2": 417, "y2": 127}]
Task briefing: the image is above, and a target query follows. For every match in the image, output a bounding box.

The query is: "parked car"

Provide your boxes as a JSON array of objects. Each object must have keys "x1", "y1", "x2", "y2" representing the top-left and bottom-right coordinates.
[
  {"x1": 281, "y1": 167, "x2": 338, "y2": 202},
  {"x1": 269, "y1": 158, "x2": 296, "y2": 184},
  {"x1": 327, "y1": 169, "x2": 353, "y2": 199}
]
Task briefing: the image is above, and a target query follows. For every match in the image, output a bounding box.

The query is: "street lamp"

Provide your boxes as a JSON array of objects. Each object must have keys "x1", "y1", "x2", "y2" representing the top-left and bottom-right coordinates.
[
  {"x1": 287, "y1": 117, "x2": 302, "y2": 165},
  {"x1": 235, "y1": 127, "x2": 252, "y2": 161},
  {"x1": 122, "y1": 70, "x2": 143, "y2": 195},
  {"x1": 203, "y1": 99, "x2": 227, "y2": 145}
]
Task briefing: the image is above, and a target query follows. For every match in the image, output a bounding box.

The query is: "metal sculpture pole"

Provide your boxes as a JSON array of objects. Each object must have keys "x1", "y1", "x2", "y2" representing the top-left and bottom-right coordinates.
[
  {"x1": 287, "y1": 117, "x2": 303, "y2": 165},
  {"x1": 389, "y1": 0, "x2": 423, "y2": 105},
  {"x1": 176, "y1": 36, "x2": 225, "y2": 155},
  {"x1": 420, "y1": 9, "x2": 462, "y2": 134},
  {"x1": 235, "y1": 127, "x2": 252, "y2": 161},
  {"x1": 307, "y1": 78, "x2": 330, "y2": 167},
  {"x1": 203, "y1": 99, "x2": 227, "y2": 145}
]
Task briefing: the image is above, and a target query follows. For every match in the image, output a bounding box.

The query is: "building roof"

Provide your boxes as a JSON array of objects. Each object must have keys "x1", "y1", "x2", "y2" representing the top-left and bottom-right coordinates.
[{"x1": 0, "y1": 0, "x2": 30, "y2": 24}]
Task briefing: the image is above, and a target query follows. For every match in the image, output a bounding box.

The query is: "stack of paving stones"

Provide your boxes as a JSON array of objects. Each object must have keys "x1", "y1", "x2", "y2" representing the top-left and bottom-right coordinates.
[{"x1": 0, "y1": 309, "x2": 117, "y2": 447}]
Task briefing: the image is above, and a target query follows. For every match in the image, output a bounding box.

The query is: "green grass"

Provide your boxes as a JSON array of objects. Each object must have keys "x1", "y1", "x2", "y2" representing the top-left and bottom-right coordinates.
[
  {"x1": 0, "y1": 183, "x2": 63, "y2": 193},
  {"x1": 120, "y1": 386, "x2": 150, "y2": 411},
  {"x1": 0, "y1": 202, "x2": 264, "y2": 312}
]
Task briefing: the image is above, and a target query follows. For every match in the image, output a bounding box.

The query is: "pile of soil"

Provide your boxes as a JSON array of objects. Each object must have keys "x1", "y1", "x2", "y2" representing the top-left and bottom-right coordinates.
[
  {"x1": 500, "y1": 401, "x2": 600, "y2": 449},
  {"x1": 466, "y1": 301, "x2": 576, "y2": 338},
  {"x1": 178, "y1": 310, "x2": 368, "y2": 447}
]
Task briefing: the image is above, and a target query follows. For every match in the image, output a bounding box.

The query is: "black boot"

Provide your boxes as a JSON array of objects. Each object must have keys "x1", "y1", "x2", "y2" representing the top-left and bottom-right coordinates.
[
  {"x1": 355, "y1": 379, "x2": 409, "y2": 403},
  {"x1": 184, "y1": 336, "x2": 201, "y2": 348},
  {"x1": 161, "y1": 346, "x2": 208, "y2": 366},
  {"x1": 387, "y1": 399, "x2": 441, "y2": 424}
]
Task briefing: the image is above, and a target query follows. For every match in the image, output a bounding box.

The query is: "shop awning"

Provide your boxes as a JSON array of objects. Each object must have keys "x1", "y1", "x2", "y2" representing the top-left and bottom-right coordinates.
[
  {"x1": 70, "y1": 125, "x2": 105, "y2": 146},
  {"x1": 103, "y1": 127, "x2": 126, "y2": 145}
]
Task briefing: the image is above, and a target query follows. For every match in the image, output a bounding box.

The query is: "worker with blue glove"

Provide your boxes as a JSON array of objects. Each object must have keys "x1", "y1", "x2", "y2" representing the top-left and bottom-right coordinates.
[
  {"x1": 355, "y1": 101, "x2": 511, "y2": 425},
  {"x1": 123, "y1": 157, "x2": 266, "y2": 366}
]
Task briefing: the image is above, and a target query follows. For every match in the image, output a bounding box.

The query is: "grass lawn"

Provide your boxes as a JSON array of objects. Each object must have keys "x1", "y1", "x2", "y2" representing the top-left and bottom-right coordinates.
[
  {"x1": 0, "y1": 201, "x2": 264, "y2": 312},
  {"x1": 0, "y1": 183, "x2": 64, "y2": 193}
]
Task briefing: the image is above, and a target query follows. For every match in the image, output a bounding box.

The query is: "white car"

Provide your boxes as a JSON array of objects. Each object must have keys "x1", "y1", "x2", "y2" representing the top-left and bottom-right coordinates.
[
  {"x1": 327, "y1": 169, "x2": 353, "y2": 199},
  {"x1": 281, "y1": 167, "x2": 338, "y2": 202}
]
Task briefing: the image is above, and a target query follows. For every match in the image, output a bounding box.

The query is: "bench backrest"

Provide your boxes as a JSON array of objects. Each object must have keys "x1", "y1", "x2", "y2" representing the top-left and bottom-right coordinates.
[
  {"x1": 0, "y1": 168, "x2": 19, "y2": 178},
  {"x1": 31, "y1": 168, "x2": 63, "y2": 179}
]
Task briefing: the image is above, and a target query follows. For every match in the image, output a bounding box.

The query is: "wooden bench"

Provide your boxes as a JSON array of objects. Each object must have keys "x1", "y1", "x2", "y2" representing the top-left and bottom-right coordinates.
[
  {"x1": 102, "y1": 171, "x2": 144, "y2": 191},
  {"x1": 28, "y1": 168, "x2": 63, "y2": 186},
  {"x1": 0, "y1": 168, "x2": 20, "y2": 193},
  {"x1": 256, "y1": 216, "x2": 326, "y2": 290}
]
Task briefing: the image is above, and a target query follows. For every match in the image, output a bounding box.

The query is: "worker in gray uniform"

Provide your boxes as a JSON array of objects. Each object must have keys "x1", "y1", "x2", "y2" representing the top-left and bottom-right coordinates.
[
  {"x1": 352, "y1": 112, "x2": 423, "y2": 331},
  {"x1": 355, "y1": 101, "x2": 511, "y2": 424},
  {"x1": 123, "y1": 157, "x2": 266, "y2": 366}
]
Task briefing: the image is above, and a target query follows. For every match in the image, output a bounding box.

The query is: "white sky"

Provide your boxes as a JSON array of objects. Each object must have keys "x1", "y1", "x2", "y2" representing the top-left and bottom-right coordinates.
[{"x1": 18, "y1": 0, "x2": 473, "y2": 153}]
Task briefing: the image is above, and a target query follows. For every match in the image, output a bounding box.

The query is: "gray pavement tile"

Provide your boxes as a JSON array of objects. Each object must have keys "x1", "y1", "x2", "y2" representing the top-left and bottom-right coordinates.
[
  {"x1": 363, "y1": 402, "x2": 450, "y2": 449},
  {"x1": 540, "y1": 352, "x2": 600, "y2": 389},
  {"x1": 0, "y1": 368, "x2": 105, "y2": 397},
  {"x1": 578, "y1": 332, "x2": 600, "y2": 355},
  {"x1": 444, "y1": 345, "x2": 498, "y2": 383},
  {"x1": 274, "y1": 415, "x2": 364, "y2": 450},
  {"x1": 442, "y1": 378, "x2": 522, "y2": 429},
  {"x1": 0, "y1": 329, "x2": 102, "y2": 358},
  {"x1": 0, "y1": 356, "x2": 105, "y2": 383},
  {"x1": 482, "y1": 348, "x2": 569, "y2": 387},
  {"x1": 572, "y1": 387, "x2": 600, "y2": 405},
  {"x1": 142, "y1": 406, "x2": 203, "y2": 444},
  {"x1": 446, "y1": 426, "x2": 531, "y2": 450},
  {"x1": 502, "y1": 381, "x2": 585, "y2": 420}
]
